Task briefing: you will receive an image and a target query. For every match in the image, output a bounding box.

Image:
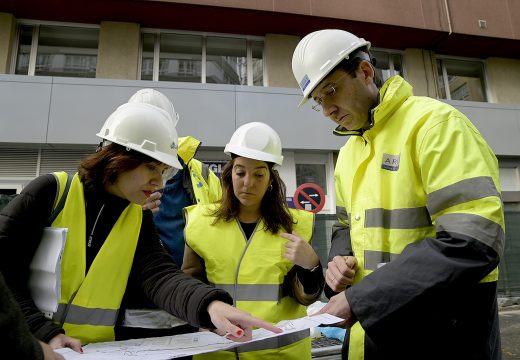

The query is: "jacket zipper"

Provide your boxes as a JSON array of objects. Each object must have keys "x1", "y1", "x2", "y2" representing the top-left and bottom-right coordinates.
[{"x1": 87, "y1": 204, "x2": 105, "y2": 247}]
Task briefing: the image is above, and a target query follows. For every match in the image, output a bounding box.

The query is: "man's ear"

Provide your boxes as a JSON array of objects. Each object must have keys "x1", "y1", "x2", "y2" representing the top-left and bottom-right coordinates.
[{"x1": 359, "y1": 60, "x2": 374, "y2": 84}]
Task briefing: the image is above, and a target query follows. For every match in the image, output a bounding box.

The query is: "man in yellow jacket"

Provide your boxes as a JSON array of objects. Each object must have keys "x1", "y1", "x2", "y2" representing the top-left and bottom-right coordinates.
[{"x1": 292, "y1": 29, "x2": 504, "y2": 360}]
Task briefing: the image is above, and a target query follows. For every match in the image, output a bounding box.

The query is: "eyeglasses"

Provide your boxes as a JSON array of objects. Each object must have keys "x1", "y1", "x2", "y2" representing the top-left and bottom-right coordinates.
[
  {"x1": 311, "y1": 73, "x2": 348, "y2": 112},
  {"x1": 147, "y1": 163, "x2": 179, "y2": 182},
  {"x1": 162, "y1": 167, "x2": 178, "y2": 182}
]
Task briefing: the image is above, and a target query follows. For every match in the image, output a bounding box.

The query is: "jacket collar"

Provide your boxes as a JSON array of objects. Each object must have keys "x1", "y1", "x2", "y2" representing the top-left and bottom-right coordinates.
[
  {"x1": 177, "y1": 136, "x2": 202, "y2": 165},
  {"x1": 333, "y1": 75, "x2": 412, "y2": 137}
]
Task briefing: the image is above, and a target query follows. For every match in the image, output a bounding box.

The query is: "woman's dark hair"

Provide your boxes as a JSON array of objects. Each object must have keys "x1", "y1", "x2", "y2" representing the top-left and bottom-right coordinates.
[
  {"x1": 211, "y1": 157, "x2": 296, "y2": 234},
  {"x1": 78, "y1": 143, "x2": 162, "y2": 190}
]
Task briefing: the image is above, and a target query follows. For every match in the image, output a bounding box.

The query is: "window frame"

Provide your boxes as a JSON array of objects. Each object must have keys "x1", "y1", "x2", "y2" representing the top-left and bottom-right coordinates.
[
  {"x1": 10, "y1": 20, "x2": 100, "y2": 77},
  {"x1": 293, "y1": 152, "x2": 336, "y2": 214},
  {"x1": 139, "y1": 28, "x2": 265, "y2": 86},
  {"x1": 499, "y1": 157, "x2": 520, "y2": 203},
  {"x1": 369, "y1": 47, "x2": 406, "y2": 82},
  {"x1": 434, "y1": 54, "x2": 489, "y2": 102}
]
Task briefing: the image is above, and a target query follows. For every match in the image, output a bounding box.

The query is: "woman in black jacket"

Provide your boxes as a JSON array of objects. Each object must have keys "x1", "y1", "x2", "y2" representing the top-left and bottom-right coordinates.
[{"x1": 0, "y1": 99, "x2": 279, "y2": 353}]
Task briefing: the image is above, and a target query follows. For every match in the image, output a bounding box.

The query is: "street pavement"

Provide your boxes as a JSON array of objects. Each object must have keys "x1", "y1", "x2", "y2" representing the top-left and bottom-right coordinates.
[{"x1": 500, "y1": 305, "x2": 520, "y2": 359}]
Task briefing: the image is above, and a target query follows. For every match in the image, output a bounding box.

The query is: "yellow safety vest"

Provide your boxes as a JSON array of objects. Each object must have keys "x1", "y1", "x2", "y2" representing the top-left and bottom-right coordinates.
[
  {"x1": 50, "y1": 172, "x2": 142, "y2": 344},
  {"x1": 184, "y1": 204, "x2": 314, "y2": 360},
  {"x1": 334, "y1": 76, "x2": 505, "y2": 360},
  {"x1": 178, "y1": 136, "x2": 222, "y2": 204}
]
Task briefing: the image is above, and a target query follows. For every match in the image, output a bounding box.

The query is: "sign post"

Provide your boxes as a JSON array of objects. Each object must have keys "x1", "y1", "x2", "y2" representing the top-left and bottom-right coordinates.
[{"x1": 293, "y1": 183, "x2": 325, "y2": 213}]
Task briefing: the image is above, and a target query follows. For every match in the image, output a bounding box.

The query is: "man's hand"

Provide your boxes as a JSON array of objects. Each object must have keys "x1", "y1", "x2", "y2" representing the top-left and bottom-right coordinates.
[
  {"x1": 207, "y1": 300, "x2": 282, "y2": 342},
  {"x1": 142, "y1": 191, "x2": 162, "y2": 214},
  {"x1": 319, "y1": 292, "x2": 356, "y2": 328},
  {"x1": 48, "y1": 334, "x2": 82, "y2": 353},
  {"x1": 281, "y1": 231, "x2": 320, "y2": 270},
  {"x1": 326, "y1": 255, "x2": 357, "y2": 292}
]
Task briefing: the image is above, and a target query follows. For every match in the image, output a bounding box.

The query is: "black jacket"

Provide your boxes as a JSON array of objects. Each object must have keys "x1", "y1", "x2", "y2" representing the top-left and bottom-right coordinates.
[
  {"x1": 0, "y1": 272, "x2": 44, "y2": 359},
  {"x1": 0, "y1": 174, "x2": 232, "y2": 343},
  {"x1": 327, "y1": 221, "x2": 501, "y2": 360}
]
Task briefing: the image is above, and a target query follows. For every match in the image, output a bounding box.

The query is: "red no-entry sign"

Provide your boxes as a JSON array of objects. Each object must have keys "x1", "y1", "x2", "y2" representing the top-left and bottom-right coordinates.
[{"x1": 293, "y1": 183, "x2": 325, "y2": 213}]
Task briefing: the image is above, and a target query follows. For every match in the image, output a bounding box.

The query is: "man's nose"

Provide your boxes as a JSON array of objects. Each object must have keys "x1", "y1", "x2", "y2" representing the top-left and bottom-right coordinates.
[{"x1": 322, "y1": 101, "x2": 337, "y2": 118}]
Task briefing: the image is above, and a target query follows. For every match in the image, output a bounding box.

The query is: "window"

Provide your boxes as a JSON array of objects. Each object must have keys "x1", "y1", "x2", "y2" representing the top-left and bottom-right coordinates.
[
  {"x1": 14, "y1": 24, "x2": 99, "y2": 78},
  {"x1": 293, "y1": 152, "x2": 335, "y2": 215},
  {"x1": 160, "y1": 33, "x2": 202, "y2": 82},
  {"x1": 0, "y1": 185, "x2": 21, "y2": 195},
  {"x1": 499, "y1": 202, "x2": 520, "y2": 296},
  {"x1": 296, "y1": 164, "x2": 328, "y2": 195},
  {"x1": 436, "y1": 57, "x2": 487, "y2": 102},
  {"x1": 497, "y1": 159, "x2": 520, "y2": 296},
  {"x1": 371, "y1": 49, "x2": 403, "y2": 83},
  {"x1": 140, "y1": 30, "x2": 264, "y2": 86}
]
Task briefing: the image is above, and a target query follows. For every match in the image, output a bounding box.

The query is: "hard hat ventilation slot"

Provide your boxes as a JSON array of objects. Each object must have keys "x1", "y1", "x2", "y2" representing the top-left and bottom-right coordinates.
[{"x1": 141, "y1": 140, "x2": 157, "y2": 152}]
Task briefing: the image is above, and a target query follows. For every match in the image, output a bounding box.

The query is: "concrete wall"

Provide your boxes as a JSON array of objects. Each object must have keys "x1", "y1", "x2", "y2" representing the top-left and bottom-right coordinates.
[
  {"x1": 0, "y1": 75, "x2": 347, "y2": 151},
  {"x1": 486, "y1": 58, "x2": 520, "y2": 104},
  {"x1": 1, "y1": 75, "x2": 519, "y2": 156},
  {"x1": 264, "y1": 33, "x2": 299, "y2": 88},
  {"x1": 0, "y1": 13, "x2": 16, "y2": 74},
  {"x1": 164, "y1": 0, "x2": 450, "y2": 32},
  {"x1": 96, "y1": 21, "x2": 140, "y2": 80},
  {"x1": 403, "y1": 49, "x2": 437, "y2": 97}
]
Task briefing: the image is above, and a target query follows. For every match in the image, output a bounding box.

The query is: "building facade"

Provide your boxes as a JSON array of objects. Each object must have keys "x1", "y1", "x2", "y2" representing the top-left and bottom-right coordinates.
[{"x1": 1, "y1": 0, "x2": 519, "y2": 295}]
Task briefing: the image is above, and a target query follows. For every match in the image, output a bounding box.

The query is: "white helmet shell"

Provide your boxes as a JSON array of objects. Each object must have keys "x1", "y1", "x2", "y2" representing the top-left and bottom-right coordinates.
[
  {"x1": 128, "y1": 88, "x2": 179, "y2": 127},
  {"x1": 224, "y1": 122, "x2": 283, "y2": 166},
  {"x1": 292, "y1": 29, "x2": 370, "y2": 106},
  {"x1": 97, "y1": 102, "x2": 182, "y2": 169}
]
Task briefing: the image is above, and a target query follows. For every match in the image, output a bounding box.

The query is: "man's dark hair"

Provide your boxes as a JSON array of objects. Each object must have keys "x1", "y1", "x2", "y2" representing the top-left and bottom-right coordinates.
[{"x1": 335, "y1": 48, "x2": 383, "y2": 88}]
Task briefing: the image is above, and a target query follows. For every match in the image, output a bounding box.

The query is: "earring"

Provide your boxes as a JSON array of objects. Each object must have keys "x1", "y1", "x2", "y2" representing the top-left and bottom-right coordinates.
[{"x1": 268, "y1": 184, "x2": 273, "y2": 191}]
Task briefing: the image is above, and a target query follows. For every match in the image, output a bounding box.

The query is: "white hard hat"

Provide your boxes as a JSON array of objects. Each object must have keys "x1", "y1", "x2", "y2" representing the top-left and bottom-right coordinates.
[
  {"x1": 224, "y1": 122, "x2": 283, "y2": 166},
  {"x1": 128, "y1": 88, "x2": 179, "y2": 127},
  {"x1": 97, "y1": 102, "x2": 182, "y2": 170},
  {"x1": 292, "y1": 29, "x2": 371, "y2": 106}
]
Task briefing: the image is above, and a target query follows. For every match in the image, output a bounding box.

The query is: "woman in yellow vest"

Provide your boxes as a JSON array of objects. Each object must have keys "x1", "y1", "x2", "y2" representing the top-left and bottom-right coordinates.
[
  {"x1": 183, "y1": 122, "x2": 325, "y2": 360},
  {"x1": 0, "y1": 99, "x2": 280, "y2": 353}
]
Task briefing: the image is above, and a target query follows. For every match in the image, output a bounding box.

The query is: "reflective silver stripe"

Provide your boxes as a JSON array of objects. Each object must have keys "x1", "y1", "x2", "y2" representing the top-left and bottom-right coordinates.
[
  {"x1": 436, "y1": 213, "x2": 505, "y2": 256},
  {"x1": 213, "y1": 284, "x2": 282, "y2": 301},
  {"x1": 225, "y1": 329, "x2": 309, "y2": 353},
  {"x1": 427, "y1": 176, "x2": 501, "y2": 215},
  {"x1": 336, "y1": 206, "x2": 350, "y2": 223},
  {"x1": 53, "y1": 303, "x2": 118, "y2": 326},
  {"x1": 364, "y1": 250, "x2": 400, "y2": 270},
  {"x1": 365, "y1": 207, "x2": 431, "y2": 229}
]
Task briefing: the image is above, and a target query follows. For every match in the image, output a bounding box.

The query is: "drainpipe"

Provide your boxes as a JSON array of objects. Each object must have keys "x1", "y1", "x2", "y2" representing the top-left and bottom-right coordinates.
[{"x1": 444, "y1": 0, "x2": 453, "y2": 35}]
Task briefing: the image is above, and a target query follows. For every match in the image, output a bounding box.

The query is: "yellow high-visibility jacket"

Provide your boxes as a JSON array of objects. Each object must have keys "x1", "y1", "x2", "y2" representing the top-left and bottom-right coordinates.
[
  {"x1": 334, "y1": 76, "x2": 504, "y2": 360},
  {"x1": 51, "y1": 172, "x2": 142, "y2": 344},
  {"x1": 184, "y1": 204, "x2": 315, "y2": 360},
  {"x1": 178, "y1": 136, "x2": 222, "y2": 205}
]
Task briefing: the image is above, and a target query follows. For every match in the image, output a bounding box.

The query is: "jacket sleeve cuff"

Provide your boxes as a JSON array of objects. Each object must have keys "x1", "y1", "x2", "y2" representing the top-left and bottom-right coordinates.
[
  {"x1": 195, "y1": 288, "x2": 233, "y2": 329},
  {"x1": 296, "y1": 263, "x2": 324, "y2": 294}
]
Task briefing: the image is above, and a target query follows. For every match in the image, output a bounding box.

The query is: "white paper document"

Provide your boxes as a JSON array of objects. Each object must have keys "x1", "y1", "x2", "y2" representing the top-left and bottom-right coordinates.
[
  {"x1": 56, "y1": 313, "x2": 343, "y2": 360},
  {"x1": 28, "y1": 227, "x2": 67, "y2": 319}
]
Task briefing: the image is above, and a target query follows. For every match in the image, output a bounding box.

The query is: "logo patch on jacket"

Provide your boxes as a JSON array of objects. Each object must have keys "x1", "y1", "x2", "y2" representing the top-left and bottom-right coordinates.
[{"x1": 381, "y1": 153, "x2": 400, "y2": 171}]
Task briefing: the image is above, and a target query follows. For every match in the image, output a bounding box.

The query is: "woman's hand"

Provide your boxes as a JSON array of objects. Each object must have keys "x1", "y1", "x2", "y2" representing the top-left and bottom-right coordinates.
[
  {"x1": 207, "y1": 301, "x2": 282, "y2": 342},
  {"x1": 281, "y1": 231, "x2": 320, "y2": 270},
  {"x1": 48, "y1": 333, "x2": 82, "y2": 353},
  {"x1": 142, "y1": 191, "x2": 162, "y2": 214},
  {"x1": 40, "y1": 341, "x2": 66, "y2": 360}
]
